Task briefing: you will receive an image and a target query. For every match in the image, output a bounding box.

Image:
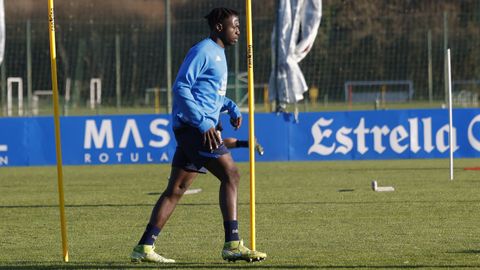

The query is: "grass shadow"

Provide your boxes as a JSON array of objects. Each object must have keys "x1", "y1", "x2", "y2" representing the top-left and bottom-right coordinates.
[
  {"x1": 0, "y1": 262, "x2": 319, "y2": 269},
  {"x1": 2, "y1": 199, "x2": 480, "y2": 209},
  {"x1": 448, "y1": 249, "x2": 480, "y2": 254},
  {"x1": 2, "y1": 263, "x2": 480, "y2": 269},
  {"x1": 337, "y1": 189, "x2": 355, "y2": 192}
]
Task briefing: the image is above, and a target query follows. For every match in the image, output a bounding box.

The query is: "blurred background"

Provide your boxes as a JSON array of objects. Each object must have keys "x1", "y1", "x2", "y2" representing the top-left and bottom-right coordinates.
[{"x1": 1, "y1": 0, "x2": 480, "y2": 116}]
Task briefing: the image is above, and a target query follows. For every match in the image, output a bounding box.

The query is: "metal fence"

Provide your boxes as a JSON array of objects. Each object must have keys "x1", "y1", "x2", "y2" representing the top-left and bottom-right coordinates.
[{"x1": 1, "y1": 0, "x2": 480, "y2": 116}]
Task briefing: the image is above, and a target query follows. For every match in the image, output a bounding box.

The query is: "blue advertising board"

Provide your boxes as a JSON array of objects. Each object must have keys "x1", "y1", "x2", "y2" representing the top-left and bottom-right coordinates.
[{"x1": 1, "y1": 109, "x2": 480, "y2": 167}]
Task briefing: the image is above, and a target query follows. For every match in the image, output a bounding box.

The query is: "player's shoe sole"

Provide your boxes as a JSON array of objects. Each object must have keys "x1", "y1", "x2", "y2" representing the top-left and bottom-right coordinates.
[
  {"x1": 224, "y1": 256, "x2": 266, "y2": 263},
  {"x1": 130, "y1": 245, "x2": 175, "y2": 263},
  {"x1": 222, "y1": 240, "x2": 266, "y2": 263}
]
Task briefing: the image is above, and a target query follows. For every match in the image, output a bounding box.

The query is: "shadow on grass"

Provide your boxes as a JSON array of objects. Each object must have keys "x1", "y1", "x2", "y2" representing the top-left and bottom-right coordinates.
[
  {"x1": 0, "y1": 262, "x2": 317, "y2": 269},
  {"x1": 448, "y1": 249, "x2": 480, "y2": 254},
  {"x1": 334, "y1": 167, "x2": 464, "y2": 172},
  {"x1": 337, "y1": 189, "x2": 355, "y2": 192},
  {"x1": 2, "y1": 199, "x2": 480, "y2": 209},
  {"x1": 2, "y1": 263, "x2": 480, "y2": 269}
]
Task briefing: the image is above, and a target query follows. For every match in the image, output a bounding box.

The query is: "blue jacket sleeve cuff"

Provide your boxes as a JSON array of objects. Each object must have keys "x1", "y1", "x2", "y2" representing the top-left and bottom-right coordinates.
[
  {"x1": 228, "y1": 107, "x2": 241, "y2": 120},
  {"x1": 198, "y1": 120, "x2": 214, "y2": 134}
]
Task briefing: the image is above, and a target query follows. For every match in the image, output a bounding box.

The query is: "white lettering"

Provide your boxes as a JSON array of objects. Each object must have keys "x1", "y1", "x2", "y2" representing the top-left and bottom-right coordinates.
[
  {"x1": 436, "y1": 125, "x2": 458, "y2": 153},
  {"x1": 422, "y1": 118, "x2": 434, "y2": 153},
  {"x1": 84, "y1": 120, "x2": 114, "y2": 149},
  {"x1": 436, "y1": 125, "x2": 449, "y2": 153},
  {"x1": 307, "y1": 116, "x2": 462, "y2": 157},
  {"x1": 308, "y1": 118, "x2": 335, "y2": 155},
  {"x1": 371, "y1": 126, "x2": 390, "y2": 154},
  {"x1": 408, "y1": 118, "x2": 420, "y2": 153},
  {"x1": 353, "y1": 118, "x2": 369, "y2": 154},
  {"x1": 335, "y1": 127, "x2": 352, "y2": 154},
  {"x1": 468, "y1": 115, "x2": 480, "y2": 151},
  {"x1": 83, "y1": 151, "x2": 170, "y2": 164},
  {"x1": 130, "y1": 152, "x2": 139, "y2": 162},
  {"x1": 0, "y1": 156, "x2": 8, "y2": 165},
  {"x1": 160, "y1": 152, "x2": 169, "y2": 161},
  {"x1": 99, "y1": 153, "x2": 109, "y2": 163},
  {"x1": 119, "y1": 119, "x2": 144, "y2": 148},
  {"x1": 390, "y1": 126, "x2": 409, "y2": 153},
  {"x1": 149, "y1": 119, "x2": 170, "y2": 148}
]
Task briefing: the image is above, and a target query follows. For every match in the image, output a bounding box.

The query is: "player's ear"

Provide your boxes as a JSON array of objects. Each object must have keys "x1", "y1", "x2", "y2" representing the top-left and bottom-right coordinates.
[{"x1": 215, "y1": 23, "x2": 223, "y2": 32}]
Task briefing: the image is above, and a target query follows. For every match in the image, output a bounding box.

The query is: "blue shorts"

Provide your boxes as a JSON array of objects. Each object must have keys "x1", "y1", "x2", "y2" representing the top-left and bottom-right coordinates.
[{"x1": 172, "y1": 126, "x2": 230, "y2": 173}]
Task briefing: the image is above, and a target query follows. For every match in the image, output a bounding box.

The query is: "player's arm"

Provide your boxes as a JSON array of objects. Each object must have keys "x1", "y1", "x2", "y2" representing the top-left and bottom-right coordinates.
[
  {"x1": 221, "y1": 96, "x2": 242, "y2": 130},
  {"x1": 174, "y1": 50, "x2": 221, "y2": 148},
  {"x1": 174, "y1": 49, "x2": 215, "y2": 133}
]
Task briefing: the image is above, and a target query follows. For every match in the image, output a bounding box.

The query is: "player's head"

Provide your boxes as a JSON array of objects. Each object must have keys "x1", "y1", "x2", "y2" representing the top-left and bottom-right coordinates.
[{"x1": 205, "y1": 7, "x2": 240, "y2": 47}]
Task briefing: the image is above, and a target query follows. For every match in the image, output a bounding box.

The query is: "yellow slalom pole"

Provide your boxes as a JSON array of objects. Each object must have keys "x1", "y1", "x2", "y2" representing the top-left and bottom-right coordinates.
[
  {"x1": 48, "y1": 0, "x2": 69, "y2": 262},
  {"x1": 245, "y1": 0, "x2": 256, "y2": 251}
]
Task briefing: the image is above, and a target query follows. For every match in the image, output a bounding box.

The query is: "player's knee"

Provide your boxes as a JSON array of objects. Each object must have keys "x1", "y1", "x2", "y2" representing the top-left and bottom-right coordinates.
[
  {"x1": 174, "y1": 185, "x2": 189, "y2": 197},
  {"x1": 225, "y1": 166, "x2": 240, "y2": 185},
  {"x1": 164, "y1": 183, "x2": 188, "y2": 198}
]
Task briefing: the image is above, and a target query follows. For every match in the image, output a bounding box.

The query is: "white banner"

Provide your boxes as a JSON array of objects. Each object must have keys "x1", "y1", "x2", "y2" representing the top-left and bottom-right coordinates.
[{"x1": 269, "y1": 0, "x2": 322, "y2": 106}]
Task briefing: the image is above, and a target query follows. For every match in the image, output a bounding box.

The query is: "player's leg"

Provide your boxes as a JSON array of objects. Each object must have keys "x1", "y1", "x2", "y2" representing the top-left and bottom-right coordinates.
[
  {"x1": 204, "y1": 154, "x2": 267, "y2": 262},
  {"x1": 131, "y1": 134, "x2": 204, "y2": 264},
  {"x1": 205, "y1": 153, "x2": 239, "y2": 221},
  {"x1": 131, "y1": 166, "x2": 197, "y2": 263},
  {"x1": 149, "y1": 166, "x2": 198, "y2": 228},
  {"x1": 222, "y1": 137, "x2": 264, "y2": 156},
  {"x1": 223, "y1": 137, "x2": 238, "y2": 149}
]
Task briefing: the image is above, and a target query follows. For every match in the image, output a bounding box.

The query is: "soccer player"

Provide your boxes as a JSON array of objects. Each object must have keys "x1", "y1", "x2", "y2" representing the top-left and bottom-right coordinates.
[
  {"x1": 130, "y1": 7, "x2": 267, "y2": 264},
  {"x1": 216, "y1": 121, "x2": 265, "y2": 155},
  {"x1": 223, "y1": 137, "x2": 265, "y2": 155}
]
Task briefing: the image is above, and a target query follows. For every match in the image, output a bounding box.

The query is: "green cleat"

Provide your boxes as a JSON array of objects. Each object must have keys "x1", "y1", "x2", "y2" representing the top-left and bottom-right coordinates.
[
  {"x1": 130, "y1": 244, "x2": 175, "y2": 263},
  {"x1": 222, "y1": 240, "x2": 267, "y2": 262}
]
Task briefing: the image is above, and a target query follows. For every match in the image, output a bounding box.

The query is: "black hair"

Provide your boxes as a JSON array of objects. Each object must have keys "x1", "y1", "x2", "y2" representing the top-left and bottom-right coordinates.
[{"x1": 204, "y1": 7, "x2": 239, "y2": 30}]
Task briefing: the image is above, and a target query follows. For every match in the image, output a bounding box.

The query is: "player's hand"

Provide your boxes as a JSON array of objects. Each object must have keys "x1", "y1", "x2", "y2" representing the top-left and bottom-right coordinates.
[
  {"x1": 230, "y1": 117, "x2": 242, "y2": 130},
  {"x1": 203, "y1": 127, "x2": 222, "y2": 151}
]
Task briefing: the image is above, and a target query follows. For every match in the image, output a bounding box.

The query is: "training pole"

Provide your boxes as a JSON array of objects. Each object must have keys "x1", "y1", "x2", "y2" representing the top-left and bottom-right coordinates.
[
  {"x1": 245, "y1": 0, "x2": 256, "y2": 250},
  {"x1": 447, "y1": 48, "x2": 454, "y2": 181},
  {"x1": 48, "y1": 0, "x2": 69, "y2": 261}
]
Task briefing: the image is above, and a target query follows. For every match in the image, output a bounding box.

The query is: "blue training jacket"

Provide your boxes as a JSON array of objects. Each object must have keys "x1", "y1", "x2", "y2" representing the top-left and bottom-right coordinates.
[{"x1": 172, "y1": 38, "x2": 241, "y2": 133}]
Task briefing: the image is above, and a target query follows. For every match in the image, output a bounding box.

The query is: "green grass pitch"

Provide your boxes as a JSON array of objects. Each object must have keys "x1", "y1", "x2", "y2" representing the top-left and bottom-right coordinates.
[{"x1": 1, "y1": 159, "x2": 480, "y2": 269}]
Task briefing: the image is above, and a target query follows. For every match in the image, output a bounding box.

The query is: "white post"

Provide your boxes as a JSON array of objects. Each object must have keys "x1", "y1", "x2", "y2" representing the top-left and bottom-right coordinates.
[
  {"x1": 90, "y1": 78, "x2": 101, "y2": 109},
  {"x1": 32, "y1": 95, "x2": 39, "y2": 115},
  {"x1": 447, "y1": 49, "x2": 454, "y2": 181},
  {"x1": 7, "y1": 77, "x2": 23, "y2": 116},
  {"x1": 65, "y1": 78, "x2": 71, "y2": 103},
  {"x1": 32, "y1": 90, "x2": 53, "y2": 116},
  {"x1": 63, "y1": 78, "x2": 71, "y2": 116}
]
